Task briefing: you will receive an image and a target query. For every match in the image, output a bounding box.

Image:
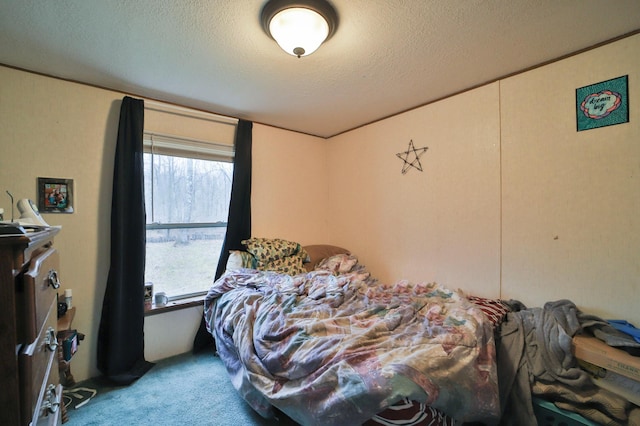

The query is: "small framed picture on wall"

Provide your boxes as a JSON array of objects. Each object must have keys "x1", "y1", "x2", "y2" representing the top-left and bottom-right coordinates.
[
  {"x1": 38, "y1": 177, "x2": 74, "y2": 213},
  {"x1": 576, "y1": 75, "x2": 629, "y2": 132}
]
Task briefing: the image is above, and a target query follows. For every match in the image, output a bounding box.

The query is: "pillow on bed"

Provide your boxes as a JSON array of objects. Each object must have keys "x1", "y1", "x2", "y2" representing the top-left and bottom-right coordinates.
[
  {"x1": 242, "y1": 237, "x2": 308, "y2": 275},
  {"x1": 315, "y1": 253, "x2": 359, "y2": 274},
  {"x1": 465, "y1": 294, "x2": 511, "y2": 327},
  {"x1": 243, "y1": 237, "x2": 303, "y2": 260},
  {"x1": 226, "y1": 250, "x2": 257, "y2": 271},
  {"x1": 261, "y1": 255, "x2": 307, "y2": 275},
  {"x1": 302, "y1": 245, "x2": 350, "y2": 272}
]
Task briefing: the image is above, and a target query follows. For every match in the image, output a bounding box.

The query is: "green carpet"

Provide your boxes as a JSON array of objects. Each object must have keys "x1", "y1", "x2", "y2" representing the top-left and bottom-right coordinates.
[{"x1": 64, "y1": 350, "x2": 298, "y2": 426}]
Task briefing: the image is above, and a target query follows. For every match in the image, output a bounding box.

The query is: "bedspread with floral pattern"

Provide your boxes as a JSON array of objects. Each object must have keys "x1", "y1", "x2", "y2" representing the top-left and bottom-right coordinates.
[{"x1": 204, "y1": 268, "x2": 500, "y2": 425}]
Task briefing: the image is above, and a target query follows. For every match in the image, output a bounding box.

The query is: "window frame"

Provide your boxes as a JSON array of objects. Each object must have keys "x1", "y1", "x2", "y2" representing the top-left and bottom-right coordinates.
[{"x1": 142, "y1": 131, "x2": 235, "y2": 309}]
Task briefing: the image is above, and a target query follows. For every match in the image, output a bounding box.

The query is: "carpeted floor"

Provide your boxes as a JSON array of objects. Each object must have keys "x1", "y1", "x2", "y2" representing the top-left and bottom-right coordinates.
[{"x1": 63, "y1": 350, "x2": 298, "y2": 426}]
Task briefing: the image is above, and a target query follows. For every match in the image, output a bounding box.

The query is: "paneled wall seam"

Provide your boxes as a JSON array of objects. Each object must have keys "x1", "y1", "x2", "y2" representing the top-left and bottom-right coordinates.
[{"x1": 498, "y1": 80, "x2": 503, "y2": 299}]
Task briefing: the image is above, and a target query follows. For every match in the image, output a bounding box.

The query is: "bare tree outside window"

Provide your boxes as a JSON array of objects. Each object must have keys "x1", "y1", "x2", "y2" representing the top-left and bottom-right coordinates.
[{"x1": 143, "y1": 153, "x2": 233, "y2": 299}]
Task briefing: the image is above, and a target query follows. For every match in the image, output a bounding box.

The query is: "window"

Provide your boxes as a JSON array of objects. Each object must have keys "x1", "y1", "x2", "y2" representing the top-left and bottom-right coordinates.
[{"x1": 143, "y1": 133, "x2": 234, "y2": 301}]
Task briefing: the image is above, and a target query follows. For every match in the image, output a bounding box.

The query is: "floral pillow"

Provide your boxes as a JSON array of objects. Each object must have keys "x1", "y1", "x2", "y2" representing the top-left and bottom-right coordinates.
[
  {"x1": 261, "y1": 255, "x2": 307, "y2": 275},
  {"x1": 242, "y1": 237, "x2": 308, "y2": 275},
  {"x1": 242, "y1": 237, "x2": 302, "y2": 260}
]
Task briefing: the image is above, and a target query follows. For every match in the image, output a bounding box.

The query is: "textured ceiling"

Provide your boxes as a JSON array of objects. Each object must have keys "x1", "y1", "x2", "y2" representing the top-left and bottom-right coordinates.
[{"x1": 1, "y1": 1, "x2": 639, "y2": 138}]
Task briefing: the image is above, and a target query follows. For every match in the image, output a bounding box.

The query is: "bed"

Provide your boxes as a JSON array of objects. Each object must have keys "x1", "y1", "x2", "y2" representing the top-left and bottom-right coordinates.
[
  {"x1": 203, "y1": 238, "x2": 639, "y2": 425},
  {"x1": 204, "y1": 239, "x2": 506, "y2": 425}
]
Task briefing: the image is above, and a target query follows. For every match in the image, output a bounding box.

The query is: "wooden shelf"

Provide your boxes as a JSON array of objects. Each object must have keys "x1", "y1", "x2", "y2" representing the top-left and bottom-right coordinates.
[{"x1": 57, "y1": 306, "x2": 75, "y2": 331}]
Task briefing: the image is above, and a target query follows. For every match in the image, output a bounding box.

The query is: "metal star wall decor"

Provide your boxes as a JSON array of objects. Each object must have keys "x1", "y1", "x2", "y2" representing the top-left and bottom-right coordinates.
[{"x1": 396, "y1": 140, "x2": 428, "y2": 174}]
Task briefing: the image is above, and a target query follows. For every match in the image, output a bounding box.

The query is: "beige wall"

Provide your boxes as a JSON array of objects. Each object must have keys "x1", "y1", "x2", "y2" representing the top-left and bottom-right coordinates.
[
  {"x1": 1, "y1": 69, "x2": 118, "y2": 382},
  {"x1": 0, "y1": 67, "x2": 327, "y2": 381},
  {"x1": 251, "y1": 123, "x2": 329, "y2": 244},
  {"x1": 326, "y1": 83, "x2": 502, "y2": 298},
  {"x1": 500, "y1": 34, "x2": 640, "y2": 322},
  {"x1": 1, "y1": 32, "x2": 638, "y2": 382},
  {"x1": 328, "y1": 34, "x2": 639, "y2": 325}
]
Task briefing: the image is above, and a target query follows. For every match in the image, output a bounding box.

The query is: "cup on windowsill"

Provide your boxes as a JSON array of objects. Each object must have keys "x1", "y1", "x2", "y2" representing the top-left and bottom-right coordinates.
[{"x1": 155, "y1": 291, "x2": 168, "y2": 306}]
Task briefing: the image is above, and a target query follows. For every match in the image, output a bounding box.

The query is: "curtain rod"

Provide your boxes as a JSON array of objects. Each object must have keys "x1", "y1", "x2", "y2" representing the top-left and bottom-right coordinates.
[{"x1": 144, "y1": 99, "x2": 238, "y2": 126}]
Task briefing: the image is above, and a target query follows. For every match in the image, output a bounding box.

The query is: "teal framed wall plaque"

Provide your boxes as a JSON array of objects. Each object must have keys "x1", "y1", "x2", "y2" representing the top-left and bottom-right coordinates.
[{"x1": 576, "y1": 75, "x2": 629, "y2": 131}]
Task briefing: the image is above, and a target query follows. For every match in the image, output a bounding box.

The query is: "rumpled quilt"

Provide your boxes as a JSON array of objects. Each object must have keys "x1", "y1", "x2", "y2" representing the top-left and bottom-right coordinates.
[{"x1": 204, "y1": 268, "x2": 500, "y2": 425}]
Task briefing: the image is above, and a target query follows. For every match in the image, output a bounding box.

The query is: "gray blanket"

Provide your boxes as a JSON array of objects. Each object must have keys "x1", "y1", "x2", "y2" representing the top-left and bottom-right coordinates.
[{"x1": 496, "y1": 299, "x2": 609, "y2": 425}]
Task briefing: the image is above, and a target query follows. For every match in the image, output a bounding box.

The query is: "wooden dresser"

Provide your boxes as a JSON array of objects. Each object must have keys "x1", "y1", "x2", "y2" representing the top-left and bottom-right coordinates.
[{"x1": 1, "y1": 228, "x2": 63, "y2": 425}]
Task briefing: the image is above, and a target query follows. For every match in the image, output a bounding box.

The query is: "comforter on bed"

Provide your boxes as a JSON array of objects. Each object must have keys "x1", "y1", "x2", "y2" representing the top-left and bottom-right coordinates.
[{"x1": 204, "y1": 267, "x2": 500, "y2": 425}]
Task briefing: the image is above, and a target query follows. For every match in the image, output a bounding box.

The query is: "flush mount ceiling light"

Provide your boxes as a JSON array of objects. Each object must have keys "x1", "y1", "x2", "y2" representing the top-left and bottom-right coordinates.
[{"x1": 261, "y1": 0, "x2": 338, "y2": 58}]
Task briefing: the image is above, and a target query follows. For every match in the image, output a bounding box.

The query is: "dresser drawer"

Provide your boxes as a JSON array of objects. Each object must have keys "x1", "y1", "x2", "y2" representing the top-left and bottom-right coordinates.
[
  {"x1": 19, "y1": 298, "x2": 61, "y2": 425},
  {"x1": 17, "y1": 247, "x2": 60, "y2": 344},
  {"x1": 34, "y1": 383, "x2": 62, "y2": 426}
]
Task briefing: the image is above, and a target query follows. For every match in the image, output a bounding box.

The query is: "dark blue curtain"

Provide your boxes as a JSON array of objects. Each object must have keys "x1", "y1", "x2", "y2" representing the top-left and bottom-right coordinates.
[
  {"x1": 214, "y1": 120, "x2": 253, "y2": 280},
  {"x1": 97, "y1": 96, "x2": 154, "y2": 384},
  {"x1": 193, "y1": 119, "x2": 253, "y2": 353}
]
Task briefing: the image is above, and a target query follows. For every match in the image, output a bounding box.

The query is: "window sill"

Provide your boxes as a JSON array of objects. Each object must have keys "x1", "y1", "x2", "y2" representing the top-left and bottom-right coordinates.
[{"x1": 144, "y1": 295, "x2": 204, "y2": 316}]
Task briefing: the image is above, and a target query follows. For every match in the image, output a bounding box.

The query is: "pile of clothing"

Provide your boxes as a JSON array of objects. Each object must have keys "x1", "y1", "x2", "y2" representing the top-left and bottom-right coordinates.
[{"x1": 497, "y1": 299, "x2": 640, "y2": 425}]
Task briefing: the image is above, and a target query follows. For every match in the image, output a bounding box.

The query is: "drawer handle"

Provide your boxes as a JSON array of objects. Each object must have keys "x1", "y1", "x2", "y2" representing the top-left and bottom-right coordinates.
[
  {"x1": 48, "y1": 269, "x2": 61, "y2": 289},
  {"x1": 42, "y1": 384, "x2": 60, "y2": 414},
  {"x1": 44, "y1": 327, "x2": 58, "y2": 352}
]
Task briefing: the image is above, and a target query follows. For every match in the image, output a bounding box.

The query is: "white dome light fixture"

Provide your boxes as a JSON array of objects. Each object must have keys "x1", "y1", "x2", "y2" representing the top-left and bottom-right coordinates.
[{"x1": 261, "y1": 0, "x2": 338, "y2": 58}]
